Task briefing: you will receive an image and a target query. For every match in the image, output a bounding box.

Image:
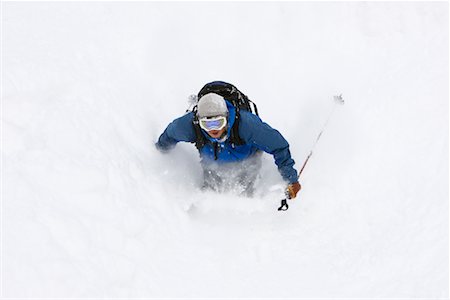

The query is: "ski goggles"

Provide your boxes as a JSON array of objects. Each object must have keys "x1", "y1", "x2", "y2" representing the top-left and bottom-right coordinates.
[{"x1": 199, "y1": 116, "x2": 227, "y2": 131}]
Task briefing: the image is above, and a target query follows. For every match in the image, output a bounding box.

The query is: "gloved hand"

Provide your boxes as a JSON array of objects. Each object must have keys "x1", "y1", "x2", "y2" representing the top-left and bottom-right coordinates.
[
  {"x1": 155, "y1": 142, "x2": 171, "y2": 153},
  {"x1": 286, "y1": 182, "x2": 301, "y2": 199}
]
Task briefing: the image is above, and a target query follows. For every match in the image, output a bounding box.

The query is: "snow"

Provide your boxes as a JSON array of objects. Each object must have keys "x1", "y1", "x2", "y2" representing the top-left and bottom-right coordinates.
[{"x1": 2, "y1": 1, "x2": 448, "y2": 299}]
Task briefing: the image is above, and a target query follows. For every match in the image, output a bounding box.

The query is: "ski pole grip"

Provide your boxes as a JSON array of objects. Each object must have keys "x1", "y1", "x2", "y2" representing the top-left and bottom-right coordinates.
[{"x1": 278, "y1": 199, "x2": 289, "y2": 211}]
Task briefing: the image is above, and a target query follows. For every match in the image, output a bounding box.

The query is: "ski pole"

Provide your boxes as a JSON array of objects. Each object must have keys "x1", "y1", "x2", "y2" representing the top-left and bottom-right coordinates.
[{"x1": 278, "y1": 94, "x2": 345, "y2": 211}]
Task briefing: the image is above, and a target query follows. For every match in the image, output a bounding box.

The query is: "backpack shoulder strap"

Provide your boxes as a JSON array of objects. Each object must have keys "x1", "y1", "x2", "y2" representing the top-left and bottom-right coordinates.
[
  {"x1": 191, "y1": 106, "x2": 208, "y2": 150},
  {"x1": 229, "y1": 110, "x2": 245, "y2": 147}
]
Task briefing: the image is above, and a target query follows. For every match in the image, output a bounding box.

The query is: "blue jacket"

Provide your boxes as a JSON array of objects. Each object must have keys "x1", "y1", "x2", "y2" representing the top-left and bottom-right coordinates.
[{"x1": 156, "y1": 102, "x2": 298, "y2": 184}]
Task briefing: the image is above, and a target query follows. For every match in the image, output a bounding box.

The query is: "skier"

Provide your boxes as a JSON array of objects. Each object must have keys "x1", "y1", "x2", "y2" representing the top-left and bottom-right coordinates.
[{"x1": 155, "y1": 82, "x2": 301, "y2": 199}]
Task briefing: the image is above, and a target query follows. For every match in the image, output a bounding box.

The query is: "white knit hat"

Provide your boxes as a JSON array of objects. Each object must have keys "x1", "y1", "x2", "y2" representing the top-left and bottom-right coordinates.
[{"x1": 197, "y1": 93, "x2": 228, "y2": 118}]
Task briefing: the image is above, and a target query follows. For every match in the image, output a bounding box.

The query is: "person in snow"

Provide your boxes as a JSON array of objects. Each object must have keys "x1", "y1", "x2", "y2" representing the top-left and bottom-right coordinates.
[{"x1": 155, "y1": 86, "x2": 301, "y2": 199}]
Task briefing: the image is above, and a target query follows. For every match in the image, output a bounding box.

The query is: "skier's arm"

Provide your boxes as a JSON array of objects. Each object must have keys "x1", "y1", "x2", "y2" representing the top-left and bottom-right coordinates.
[
  {"x1": 155, "y1": 112, "x2": 197, "y2": 152},
  {"x1": 239, "y1": 113, "x2": 299, "y2": 184}
]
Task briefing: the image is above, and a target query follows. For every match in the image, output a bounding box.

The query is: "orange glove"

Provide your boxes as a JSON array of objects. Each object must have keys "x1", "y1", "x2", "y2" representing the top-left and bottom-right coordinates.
[{"x1": 286, "y1": 182, "x2": 301, "y2": 199}]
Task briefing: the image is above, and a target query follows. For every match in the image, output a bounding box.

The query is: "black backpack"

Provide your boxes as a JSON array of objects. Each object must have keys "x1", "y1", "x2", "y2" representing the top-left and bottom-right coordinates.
[{"x1": 192, "y1": 81, "x2": 259, "y2": 150}]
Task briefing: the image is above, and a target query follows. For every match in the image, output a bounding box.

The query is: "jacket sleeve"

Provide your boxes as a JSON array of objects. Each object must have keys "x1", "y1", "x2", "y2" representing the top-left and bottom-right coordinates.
[
  {"x1": 155, "y1": 112, "x2": 197, "y2": 152},
  {"x1": 239, "y1": 112, "x2": 299, "y2": 184}
]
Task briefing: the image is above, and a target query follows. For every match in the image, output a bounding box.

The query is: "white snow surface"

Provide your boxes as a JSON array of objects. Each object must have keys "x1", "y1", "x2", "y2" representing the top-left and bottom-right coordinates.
[{"x1": 2, "y1": 2, "x2": 448, "y2": 299}]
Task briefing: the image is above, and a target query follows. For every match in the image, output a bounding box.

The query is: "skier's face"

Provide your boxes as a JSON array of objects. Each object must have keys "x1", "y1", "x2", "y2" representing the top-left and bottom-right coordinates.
[{"x1": 207, "y1": 128, "x2": 226, "y2": 139}]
